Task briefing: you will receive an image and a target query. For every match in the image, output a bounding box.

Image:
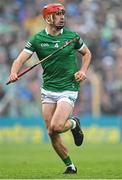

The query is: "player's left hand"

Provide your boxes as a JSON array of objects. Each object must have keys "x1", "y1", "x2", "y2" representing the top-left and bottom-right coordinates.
[{"x1": 74, "y1": 70, "x2": 86, "y2": 82}]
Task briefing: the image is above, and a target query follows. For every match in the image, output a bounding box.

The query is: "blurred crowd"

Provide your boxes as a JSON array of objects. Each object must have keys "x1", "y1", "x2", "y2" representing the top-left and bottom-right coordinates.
[{"x1": 0, "y1": 0, "x2": 122, "y2": 117}]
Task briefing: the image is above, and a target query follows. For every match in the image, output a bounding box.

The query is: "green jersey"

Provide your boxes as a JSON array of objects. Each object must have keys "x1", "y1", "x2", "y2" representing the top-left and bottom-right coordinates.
[{"x1": 24, "y1": 27, "x2": 85, "y2": 92}]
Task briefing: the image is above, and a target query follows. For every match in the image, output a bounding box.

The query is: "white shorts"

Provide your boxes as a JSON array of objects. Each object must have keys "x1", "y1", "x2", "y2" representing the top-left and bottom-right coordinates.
[{"x1": 41, "y1": 88, "x2": 78, "y2": 107}]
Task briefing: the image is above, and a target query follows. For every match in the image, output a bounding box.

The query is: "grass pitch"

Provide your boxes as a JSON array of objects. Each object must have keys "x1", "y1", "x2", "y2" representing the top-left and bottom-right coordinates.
[{"x1": 0, "y1": 142, "x2": 122, "y2": 179}]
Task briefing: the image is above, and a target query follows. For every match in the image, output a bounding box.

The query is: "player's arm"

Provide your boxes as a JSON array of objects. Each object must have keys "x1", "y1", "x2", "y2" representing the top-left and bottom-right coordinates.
[
  {"x1": 8, "y1": 35, "x2": 35, "y2": 83},
  {"x1": 8, "y1": 50, "x2": 33, "y2": 83},
  {"x1": 75, "y1": 45, "x2": 92, "y2": 82}
]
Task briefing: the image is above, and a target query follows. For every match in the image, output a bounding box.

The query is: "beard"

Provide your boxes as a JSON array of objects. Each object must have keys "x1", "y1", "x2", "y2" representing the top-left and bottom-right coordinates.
[{"x1": 55, "y1": 24, "x2": 64, "y2": 30}]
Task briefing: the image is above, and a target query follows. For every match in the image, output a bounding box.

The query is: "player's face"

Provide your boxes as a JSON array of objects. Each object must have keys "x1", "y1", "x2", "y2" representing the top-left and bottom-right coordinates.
[{"x1": 53, "y1": 10, "x2": 65, "y2": 30}]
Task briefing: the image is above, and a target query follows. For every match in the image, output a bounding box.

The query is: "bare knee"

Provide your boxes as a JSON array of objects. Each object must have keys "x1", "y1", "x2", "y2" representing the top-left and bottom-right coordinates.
[
  {"x1": 52, "y1": 123, "x2": 64, "y2": 133},
  {"x1": 48, "y1": 123, "x2": 64, "y2": 136}
]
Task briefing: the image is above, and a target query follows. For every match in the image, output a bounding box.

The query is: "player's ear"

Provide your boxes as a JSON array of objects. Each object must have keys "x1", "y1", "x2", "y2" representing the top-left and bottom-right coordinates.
[{"x1": 45, "y1": 15, "x2": 54, "y2": 24}]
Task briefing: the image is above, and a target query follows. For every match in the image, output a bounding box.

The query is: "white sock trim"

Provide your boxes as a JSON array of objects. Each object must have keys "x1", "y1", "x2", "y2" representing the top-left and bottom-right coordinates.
[
  {"x1": 70, "y1": 119, "x2": 76, "y2": 129},
  {"x1": 67, "y1": 164, "x2": 76, "y2": 170}
]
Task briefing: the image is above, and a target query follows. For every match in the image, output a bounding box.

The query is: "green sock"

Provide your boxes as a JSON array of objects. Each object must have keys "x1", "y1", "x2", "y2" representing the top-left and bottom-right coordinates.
[{"x1": 63, "y1": 156, "x2": 72, "y2": 166}]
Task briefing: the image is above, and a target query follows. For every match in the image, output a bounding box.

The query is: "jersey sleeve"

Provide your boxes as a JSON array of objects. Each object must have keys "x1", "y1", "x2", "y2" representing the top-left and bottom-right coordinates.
[
  {"x1": 74, "y1": 33, "x2": 86, "y2": 50},
  {"x1": 24, "y1": 36, "x2": 36, "y2": 54}
]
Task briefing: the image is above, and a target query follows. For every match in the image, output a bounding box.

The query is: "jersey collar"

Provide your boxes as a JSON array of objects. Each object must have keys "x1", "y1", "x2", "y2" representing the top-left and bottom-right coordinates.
[{"x1": 45, "y1": 28, "x2": 63, "y2": 35}]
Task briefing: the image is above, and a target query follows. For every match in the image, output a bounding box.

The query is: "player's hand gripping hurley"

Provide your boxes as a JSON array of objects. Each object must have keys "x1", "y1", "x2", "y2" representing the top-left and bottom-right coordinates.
[{"x1": 6, "y1": 37, "x2": 79, "y2": 85}]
